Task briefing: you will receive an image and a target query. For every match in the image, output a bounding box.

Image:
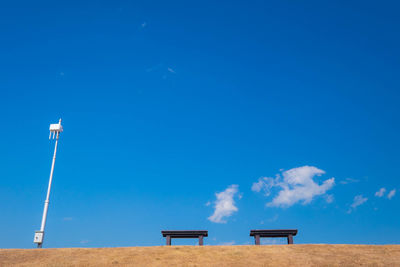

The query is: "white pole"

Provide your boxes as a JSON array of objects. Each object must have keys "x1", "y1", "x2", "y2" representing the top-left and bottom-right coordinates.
[{"x1": 37, "y1": 119, "x2": 62, "y2": 248}]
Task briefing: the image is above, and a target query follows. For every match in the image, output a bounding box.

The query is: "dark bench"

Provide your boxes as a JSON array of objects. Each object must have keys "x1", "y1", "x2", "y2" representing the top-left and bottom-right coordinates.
[
  {"x1": 161, "y1": 230, "x2": 208, "y2": 246},
  {"x1": 250, "y1": 229, "x2": 298, "y2": 245}
]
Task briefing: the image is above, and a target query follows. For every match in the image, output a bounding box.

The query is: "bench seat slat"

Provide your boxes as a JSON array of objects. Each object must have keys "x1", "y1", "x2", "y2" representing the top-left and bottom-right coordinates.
[{"x1": 161, "y1": 230, "x2": 208, "y2": 237}]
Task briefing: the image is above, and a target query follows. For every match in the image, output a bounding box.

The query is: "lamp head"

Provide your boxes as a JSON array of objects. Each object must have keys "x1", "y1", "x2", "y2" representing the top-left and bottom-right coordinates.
[{"x1": 49, "y1": 119, "x2": 63, "y2": 139}]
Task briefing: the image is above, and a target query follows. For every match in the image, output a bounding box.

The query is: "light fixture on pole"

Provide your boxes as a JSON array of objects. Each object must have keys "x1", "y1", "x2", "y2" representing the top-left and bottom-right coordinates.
[{"x1": 34, "y1": 119, "x2": 63, "y2": 248}]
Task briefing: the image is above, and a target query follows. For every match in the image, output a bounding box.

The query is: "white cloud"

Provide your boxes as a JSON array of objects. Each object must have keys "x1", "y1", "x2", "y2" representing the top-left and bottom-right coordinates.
[
  {"x1": 167, "y1": 67, "x2": 176, "y2": 74},
  {"x1": 374, "y1": 187, "x2": 396, "y2": 199},
  {"x1": 375, "y1": 188, "x2": 386, "y2": 197},
  {"x1": 208, "y1": 185, "x2": 239, "y2": 223},
  {"x1": 388, "y1": 189, "x2": 396, "y2": 199},
  {"x1": 351, "y1": 195, "x2": 368, "y2": 208},
  {"x1": 252, "y1": 166, "x2": 335, "y2": 208},
  {"x1": 251, "y1": 179, "x2": 264, "y2": 192},
  {"x1": 80, "y1": 240, "x2": 89, "y2": 244},
  {"x1": 348, "y1": 195, "x2": 368, "y2": 213}
]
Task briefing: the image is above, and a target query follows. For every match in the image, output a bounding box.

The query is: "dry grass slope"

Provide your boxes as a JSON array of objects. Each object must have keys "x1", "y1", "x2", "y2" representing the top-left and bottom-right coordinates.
[{"x1": 1, "y1": 245, "x2": 399, "y2": 267}]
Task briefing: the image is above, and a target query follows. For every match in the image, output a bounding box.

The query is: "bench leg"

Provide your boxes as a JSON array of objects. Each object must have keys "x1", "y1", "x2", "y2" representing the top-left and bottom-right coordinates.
[
  {"x1": 287, "y1": 234, "x2": 293, "y2": 244},
  {"x1": 166, "y1": 235, "x2": 171, "y2": 246},
  {"x1": 199, "y1": 235, "x2": 203, "y2": 246},
  {"x1": 255, "y1": 235, "x2": 260, "y2": 245}
]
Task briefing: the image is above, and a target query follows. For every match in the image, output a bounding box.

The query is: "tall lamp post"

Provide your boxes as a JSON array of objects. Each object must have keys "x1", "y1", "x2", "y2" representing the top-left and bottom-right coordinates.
[{"x1": 34, "y1": 119, "x2": 63, "y2": 248}]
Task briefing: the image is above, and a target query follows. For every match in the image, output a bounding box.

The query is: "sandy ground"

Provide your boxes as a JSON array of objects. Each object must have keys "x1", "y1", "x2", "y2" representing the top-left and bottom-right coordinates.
[{"x1": 0, "y1": 245, "x2": 399, "y2": 267}]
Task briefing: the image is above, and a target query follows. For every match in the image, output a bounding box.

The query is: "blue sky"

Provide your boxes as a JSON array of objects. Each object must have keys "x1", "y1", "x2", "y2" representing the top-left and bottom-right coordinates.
[{"x1": 1, "y1": 0, "x2": 399, "y2": 248}]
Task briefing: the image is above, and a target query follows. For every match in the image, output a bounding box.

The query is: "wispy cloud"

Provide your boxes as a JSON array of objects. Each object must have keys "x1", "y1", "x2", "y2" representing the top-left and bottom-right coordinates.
[
  {"x1": 167, "y1": 67, "x2": 176, "y2": 74},
  {"x1": 340, "y1": 178, "x2": 359, "y2": 185},
  {"x1": 260, "y1": 215, "x2": 279, "y2": 225},
  {"x1": 374, "y1": 187, "x2": 396, "y2": 199},
  {"x1": 351, "y1": 195, "x2": 368, "y2": 209},
  {"x1": 146, "y1": 64, "x2": 177, "y2": 79},
  {"x1": 251, "y1": 174, "x2": 280, "y2": 196},
  {"x1": 387, "y1": 189, "x2": 396, "y2": 199},
  {"x1": 252, "y1": 166, "x2": 335, "y2": 207},
  {"x1": 80, "y1": 240, "x2": 90, "y2": 244},
  {"x1": 141, "y1": 22, "x2": 147, "y2": 28},
  {"x1": 325, "y1": 194, "x2": 334, "y2": 203},
  {"x1": 208, "y1": 185, "x2": 239, "y2": 223},
  {"x1": 56, "y1": 71, "x2": 65, "y2": 80},
  {"x1": 375, "y1": 188, "x2": 386, "y2": 197},
  {"x1": 267, "y1": 214, "x2": 279, "y2": 223},
  {"x1": 62, "y1": 217, "x2": 73, "y2": 221},
  {"x1": 146, "y1": 63, "x2": 162, "y2": 72},
  {"x1": 348, "y1": 195, "x2": 368, "y2": 213}
]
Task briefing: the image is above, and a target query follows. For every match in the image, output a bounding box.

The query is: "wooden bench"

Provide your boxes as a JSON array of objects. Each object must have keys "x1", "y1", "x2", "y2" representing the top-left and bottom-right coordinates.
[
  {"x1": 161, "y1": 230, "x2": 208, "y2": 246},
  {"x1": 250, "y1": 229, "x2": 298, "y2": 245}
]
